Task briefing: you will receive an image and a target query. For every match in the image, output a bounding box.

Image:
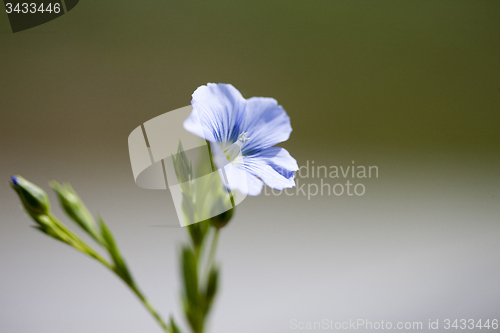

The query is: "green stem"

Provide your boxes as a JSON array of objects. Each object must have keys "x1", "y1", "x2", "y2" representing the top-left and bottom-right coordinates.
[
  {"x1": 206, "y1": 228, "x2": 220, "y2": 280},
  {"x1": 48, "y1": 213, "x2": 113, "y2": 269},
  {"x1": 128, "y1": 284, "x2": 170, "y2": 333},
  {"x1": 205, "y1": 141, "x2": 216, "y2": 172}
]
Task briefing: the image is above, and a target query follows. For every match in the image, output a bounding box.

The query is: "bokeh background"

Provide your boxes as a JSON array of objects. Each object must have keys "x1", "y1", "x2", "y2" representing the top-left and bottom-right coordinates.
[{"x1": 1, "y1": 1, "x2": 499, "y2": 332}]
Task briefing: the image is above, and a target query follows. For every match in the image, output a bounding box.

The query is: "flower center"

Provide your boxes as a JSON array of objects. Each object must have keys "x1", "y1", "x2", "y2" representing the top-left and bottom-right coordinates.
[{"x1": 224, "y1": 132, "x2": 249, "y2": 162}]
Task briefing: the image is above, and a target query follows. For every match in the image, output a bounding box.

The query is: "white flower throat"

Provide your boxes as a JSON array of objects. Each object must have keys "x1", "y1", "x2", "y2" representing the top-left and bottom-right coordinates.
[{"x1": 224, "y1": 132, "x2": 249, "y2": 162}]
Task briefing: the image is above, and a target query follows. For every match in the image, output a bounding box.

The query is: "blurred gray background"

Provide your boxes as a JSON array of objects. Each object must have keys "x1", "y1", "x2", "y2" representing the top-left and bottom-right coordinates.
[{"x1": 1, "y1": 1, "x2": 499, "y2": 332}]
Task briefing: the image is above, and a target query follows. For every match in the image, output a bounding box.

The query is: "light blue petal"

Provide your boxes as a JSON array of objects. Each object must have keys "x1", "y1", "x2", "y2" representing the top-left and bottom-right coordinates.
[
  {"x1": 184, "y1": 83, "x2": 246, "y2": 144},
  {"x1": 242, "y1": 147, "x2": 298, "y2": 190},
  {"x1": 245, "y1": 146, "x2": 298, "y2": 177},
  {"x1": 209, "y1": 143, "x2": 264, "y2": 196},
  {"x1": 240, "y1": 97, "x2": 292, "y2": 156},
  {"x1": 223, "y1": 163, "x2": 264, "y2": 196}
]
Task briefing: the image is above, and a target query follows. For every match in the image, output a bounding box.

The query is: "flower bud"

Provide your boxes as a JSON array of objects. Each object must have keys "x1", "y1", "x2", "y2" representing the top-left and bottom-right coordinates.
[
  {"x1": 10, "y1": 175, "x2": 50, "y2": 216},
  {"x1": 209, "y1": 207, "x2": 234, "y2": 230},
  {"x1": 187, "y1": 219, "x2": 209, "y2": 250},
  {"x1": 172, "y1": 140, "x2": 193, "y2": 194},
  {"x1": 50, "y1": 181, "x2": 100, "y2": 240}
]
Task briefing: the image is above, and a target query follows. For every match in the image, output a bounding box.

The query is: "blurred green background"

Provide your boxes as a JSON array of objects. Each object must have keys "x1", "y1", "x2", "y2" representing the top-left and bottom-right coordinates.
[
  {"x1": 1, "y1": 1, "x2": 499, "y2": 332},
  {"x1": 1, "y1": 0, "x2": 499, "y2": 154}
]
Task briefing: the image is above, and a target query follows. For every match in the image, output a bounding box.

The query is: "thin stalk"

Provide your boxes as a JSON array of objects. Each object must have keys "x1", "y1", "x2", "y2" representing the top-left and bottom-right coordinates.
[
  {"x1": 206, "y1": 228, "x2": 220, "y2": 279},
  {"x1": 48, "y1": 213, "x2": 113, "y2": 269},
  {"x1": 128, "y1": 284, "x2": 170, "y2": 333}
]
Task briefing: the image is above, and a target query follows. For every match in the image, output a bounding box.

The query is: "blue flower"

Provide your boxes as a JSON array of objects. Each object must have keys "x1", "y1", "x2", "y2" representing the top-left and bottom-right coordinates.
[{"x1": 184, "y1": 83, "x2": 298, "y2": 196}]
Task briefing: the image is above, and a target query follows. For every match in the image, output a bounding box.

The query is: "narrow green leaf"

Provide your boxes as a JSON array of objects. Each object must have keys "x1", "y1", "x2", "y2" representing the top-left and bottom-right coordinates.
[
  {"x1": 169, "y1": 316, "x2": 182, "y2": 333},
  {"x1": 204, "y1": 265, "x2": 219, "y2": 314},
  {"x1": 99, "y1": 217, "x2": 134, "y2": 285},
  {"x1": 50, "y1": 181, "x2": 101, "y2": 243},
  {"x1": 181, "y1": 246, "x2": 198, "y2": 308}
]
